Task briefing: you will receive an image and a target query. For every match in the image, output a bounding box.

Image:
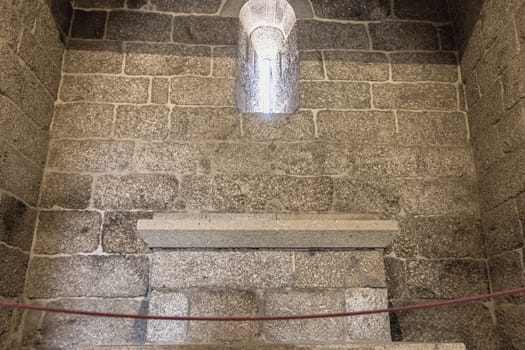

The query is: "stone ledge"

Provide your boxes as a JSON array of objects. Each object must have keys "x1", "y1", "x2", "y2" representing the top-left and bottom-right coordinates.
[
  {"x1": 137, "y1": 213, "x2": 398, "y2": 249},
  {"x1": 81, "y1": 343, "x2": 465, "y2": 350}
]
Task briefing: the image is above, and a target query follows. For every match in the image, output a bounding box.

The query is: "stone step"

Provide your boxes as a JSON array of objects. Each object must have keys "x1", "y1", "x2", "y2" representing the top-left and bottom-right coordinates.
[
  {"x1": 137, "y1": 213, "x2": 398, "y2": 249},
  {"x1": 81, "y1": 343, "x2": 465, "y2": 350}
]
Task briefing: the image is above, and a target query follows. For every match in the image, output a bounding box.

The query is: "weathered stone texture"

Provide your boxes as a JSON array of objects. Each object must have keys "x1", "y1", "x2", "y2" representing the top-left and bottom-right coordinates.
[
  {"x1": 151, "y1": 78, "x2": 170, "y2": 104},
  {"x1": 391, "y1": 53, "x2": 458, "y2": 82},
  {"x1": 37, "y1": 298, "x2": 147, "y2": 349},
  {"x1": 242, "y1": 111, "x2": 314, "y2": 141},
  {"x1": 171, "y1": 107, "x2": 241, "y2": 141},
  {"x1": 310, "y1": 0, "x2": 390, "y2": 20},
  {"x1": 171, "y1": 77, "x2": 235, "y2": 106},
  {"x1": 60, "y1": 75, "x2": 150, "y2": 103},
  {"x1": 396, "y1": 111, "x2": 468, "y2": 145},
  {"x1": 106, "y1": 10, "x2": 172, "y2": 42},
  {"x1": 151, "y1": 0, "x2": 222, "y2": 13},
  {"x1": 488, "y1": 250, "x2": 525, "y2": 304},
  {"x1": 369, "y1": 22, "x2": 439, "y2": 51},
  {"x1": 212, "y1": 46, "x2": 236, "y2": 77},
  {"x1": 47, "y1": 140, "x2": 134, "y2": 172},
  {"x1": 482, "y1": 200, "x2": 524, "y2": 257},
  {"x1": 93, "y1": 174, "x2": 178, "y2": 210},
  {"x1": 147, "y1": 291, "x2": 187, "y2": 344},
  {"x1": 497, "y1": 304, "x2": 525, "y2": 349},
  {"x1": 125, "y1": 43, "x2": 211, "y2": 76},
  {"x1": 34, "y1": 211, "x2": 101, "y2": 254},
  {"x1": 346, "y1": 288, "x2": 390, "y2": 340},
  {"x1": 263, "y1": 290, "x2": 346, "y2": 342},
  {"x1": 115, "y1": 105, "x2": 170, "y2": 140},
  {"x1": 372, "y1": 83, "x2": 458, "y2": 110},
  {"x1": 135, "y1": 143, "x2": 202, "y2": 173},
  {"x1": 71, "y1": 10, "x2": 107, "y2": 39},
  {"x1": 172, "y1": 16, "x2": 238, "y2": 45},
  {"x1": 0, "y1": 193, "x2": 36, "y2": 251},
  {"x1": 324, "y1": 51, "x2": 389, "y2": 81},
  {"x1": 295, "y1": 251, "x2": 386, "y2": 288},
  {"x1": 26, "y1": 255, "x2": 149, "y2": 298},
  {"x1": 300, "y1": 81, "x2": 370, "y2": 109},
  {"x1": 151, "y1": 251, "x2": 293, "y2": 289},
  {"x1": 188, "y1": 290, "x2": 258, "y2": 342},
  {"x1": 0, "y1": 244, "x2": 28, "y2": 297},
  {"x1": 51, "y1": 103, "x2": 114, "y2": 139},
  {"x1": 394, "y1": 0, "x2": 450, "y2": 21},
  {"x1": 297, "y1": 21, "x2": 369, "y2": 50},
  {"x1": 64, "y1": 40, "x2": 123, "y2": 74},
  {"x1": 102, "y1": 211, "x2": 152, "y2": 254},
  {"x1": 498, "y1": 102, "x2": 525, "y2": 154}
]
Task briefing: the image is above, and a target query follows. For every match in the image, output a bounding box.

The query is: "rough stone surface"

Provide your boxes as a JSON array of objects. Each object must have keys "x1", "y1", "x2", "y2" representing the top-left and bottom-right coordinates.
[
  {"x1": 346, "y1": 288, "x2": 390, "y2": 340},
  {"x1": 0, "y1": 244, "x2": 28, "y2": 297},
  {"x1": 25, "y1": 255, "x2": 149, "y2": 298},
  {"x1": 171, "y1": 77, "x2": 235, "y2": 106},
  {"x1": 0, "y1": 193, "x2": 36, "y2": 251},
  {"x1": 71, "y1": 10, "x2": 107, "y2": 39},
  {"x1": 135, "y1": 143, "x2": 202, "y2": 173},
  {"x1": 151, "y1": 78, "x2": 170, "y2": 104},
  {"x1": 47, "y1": 140, "x2": 134, "y2": 172},
  {"x1": 147, "y1": 291, "x2": 187, "y2": 344},
  {"x1": 150, "y1": 0, "x2": 222, "y2": 13},
  {"x1": 394, "y1": 0, "x2": 450, "y2": 21},
  {"x1": 106, "y1": 10, "x2": 172, "y2": 42},
  {"x1": 115, "y1": 105, "x2": 170, "y2": 140},
  {"x1": 497, "y1": 304, "x2": 525, "y2": 349},
  {"x1": 369, "y1": 22, "x2": 439, "y2": 51},
  {"x1": 482, "y1": 200, "x2": 524, "y2": 257},
  {"x1": 294, "y1": 250, "x2": 386, "y2": 289},
  {"x1": 324, "y1": 51, "x2": 389, "y2": 81},
  {"x1": 125, "y1": 43, "x2": 210, "y2": 76},
  {"x1": 64, "y1": 40, "x2": 123, "y2": 74},
  {"x1": 151, "y1": 251, "x2": 293, "y2": 289},
  {"x1": 172, "y1": 16, "x2": 238, "y2": 45},
  {"x1": 391, "y1": 53, "x2": 458, "y2": 82},
  {"x1": 310, "y1": 0, "x2": 390, "y2": 20},
  {"x1": 102, "y1": 211, "x2": 152, "y2": 254},
  {"x1": 488, "y1": 250, "x2": 525, "y2": 304},
  {"x1": 300, "y1": 81, "x2": 370, "y2": 109},
  {"x1": 188, "y1": 290, "x2": 258, "y2": 342},
  {"x1": 297, "y1": 21, "x2": 369, "y2": 50},
  {"x1": 40, "y1": 173, "x2": 92, "y2": 209},
  {"x1": 34, "y1": 211, "x2": 101, "y2": 254},
  {"x1": 51, "y1": 103, "x2": 114, "y2": 139},
  {"x1": 242, "y1": 111, "x2": 314, "y2": 141},
  {"x1": 60, "y1": 75, "x2": 150, "y2": 103},
  {"x1": 406, "y1": 259, "x2": 489, "y2": 299},
  {"x1": 93, "y1": 174, "x2": 179, "y2": 210},
  {"x1": 396, "y1": 111, "x2": 468, "y2": 145},
  {"x1": 263, "y1": 290, "x2": 346, "y2": 342},
  {"x1": 171, "y1": 107, "x2": 241, "y2": 141},
  {"x1": 299, "y1": 51, "x2": 324, "y2": 80},
  {"x1": 37, "y1": 298, "x2": 147, "y2": 349},
  {"x1": 212, "y1": 46, "x2": 236, "y2": 77},
  {"x1": 373, "y1": 83, "x2": 458, "y2": 110}
]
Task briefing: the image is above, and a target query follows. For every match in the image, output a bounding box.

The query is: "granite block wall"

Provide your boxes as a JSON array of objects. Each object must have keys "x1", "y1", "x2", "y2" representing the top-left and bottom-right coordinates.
[
  {"x1": 457, "y1": 0, "x2": 525, "y2": 348},
  {"x1": 2, "y1": 0, "x2": 498, "y2": 348},
  {"x1": 0, "y1": 0, "x2": 71, "y2": 348}
]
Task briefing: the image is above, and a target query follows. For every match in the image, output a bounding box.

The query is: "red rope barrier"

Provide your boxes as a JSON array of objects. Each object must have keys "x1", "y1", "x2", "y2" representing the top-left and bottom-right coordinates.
[{"x1": 1, "y1": 287, "x2": 524, "y2": 322}]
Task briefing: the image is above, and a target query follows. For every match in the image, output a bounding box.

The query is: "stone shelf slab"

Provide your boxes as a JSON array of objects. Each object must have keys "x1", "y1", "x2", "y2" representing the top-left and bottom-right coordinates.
[
  {"x1": 137, "y1": 213, "x2": 398, "y2": 249},
  {"x1": 82, "y1": 342, "x2": 465, "y2": 350}
]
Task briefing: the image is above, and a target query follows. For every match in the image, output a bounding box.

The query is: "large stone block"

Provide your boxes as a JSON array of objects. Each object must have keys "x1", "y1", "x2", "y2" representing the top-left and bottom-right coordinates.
[
  {"x1": 423, "y1": 146, "x2": 475, "y2": 177},
  {"x1": 47, "y1": 140, "x2": 134, "y2": 172},
  {"x1": 294, "y1": 251, "x2": 386, "y2": 288},
  {"x1": 33, "y1": 1, "x2": 65, "y2": 66},
  {"x1": 297, "y1": 20, "x2": 369, "y2": 50},
  {"x1": 310, "y1": 0, "x2": 390, "y2": 20},
  {"x1": 0, "y1": 193, "x2": 36, "y2": 251},
  {"x1": 93, "y1": 174, "x2": 178, "y2": 210},
  {"x1": 171, "y1": 77, "x2": 235, "y2": 106},
  {"x1": 151, "y1": 0, "x2": 222, "y2": 13},
  {"x1": 106, "y1": 10, "x2": 172, "y2": 41},
  {"x1": 34, "y1": 211, "x2": 101, "y2": 254},
  {"x1": 471, "y1": 126, "x2": 503, "y2": 174},
  {"x1": 38, "y1": 298, "x2": 147, "y2": 349},
  {"x1": 51, "y1": 103, "x2": 114, "y2": 139},
  {"x1": 242, "y1": 111, "x2": 314, "y2": 141},
  {"x1": 369, "y1": 22, "x2": 439, "y2": 51},
  {"x1": 498, "y1": 102, "x2": 525, "y2": 153},
  {"x1": 393, "y1": 302, "x2": 499, "y2": 350},
  {"x1": 273, "y1": 143, "x2": 349, "y2": 176},
  {"x1": 188, "y1": 290, "x2": 258, "y2": 342},
  {"x1": 212, "y1": 46, "x2": 236, "y2": 77},
  {"x1": 396, "y1": 111, "x2": 468, "y2": 145},
  {"x1": 348, "y1": 146, "x2": 424, "y2": 178},
  {"x1": 26, "y1": 255, "x2": 149, "y2": 298},
  {"x1": 211, "y1": 175, "x2": 333, "y2": 212},
  {"x1": 0, "y1": 141, "x2": 43, "y2": 206},
  {"x1": 0, "y1": 95, "x2": 48, "y2": 165},
  {"x1": 0, "y1": 0, "x2": 22, "y2": 49},
  {"x1": 333, "y1": 178, "x2": 401, "y2": 216},
  {"x1": 64, "y1": 40, "x2": 123, "y2": 74},
  {"x1": 482, "y1": 200, "x2": 524, "y2": 257},
  {"x1": 115, "y1": 105, "x2": 170, "y2": 141},
  {"x1": 70, "y1": 10, "x2": 107, "y2": 39},
  {"x1": 396, "y1": 217, "x2": 484, "y2": 259},
  {"x1": 60, "y1": 75, "x2": 150, "y2": 103},
  {"x1": 372, "y1": 83, "x2": 458, "y2": 110},
  {"x1": 0, "y1": 244, "x2": 28, "y2": 297},
  {"x1": 488, "y1": 250, "x2": 525, "y2": 304},
  {"x1": 180, "y1": 175, "x2": 212, "y2": 209},
  {"x1": 147, "y1": 291, "x2": 187, "y2": 344},
  {"x1": 394, "y1": 0, "x2": 450, "y2": 21},
  {"x1": 324, "y1": 51, "x2": 389, "y2": 81},
  {"x1": 40, "y1": 173, "x2": 92, "y2": 209},
  {"x1": 346, "y1": 288, "x2": 390, "y2": 340},
  {"x1": 300, "y1": 81, "x2": 370, "y2": 109},
  {"x1": 210, "y1": 143, "x2": 274, "y2": 174},
  {"x1": 171, "y1": 107, "x2": 241, "y2": 141},
  {"x1": 135, "y1": 142, "x2": 202, "y2": 173},
  {"x1": 0, "y1": 45, "x2": 54, "y2": 127},
  {"x1": 299, "y1": 51, "x2": 324, "y2": 80},
  {"x1": 102, "y1": 211, "x2": 152, "y2": 254},
  {"x1": 317, "y1": 110, "x2": 395, "y2": 144},
  {"x1": 406, "y1": 259, "x2": 489, "y2": 299},
  {"x1": 125, "y1": 43, "x2": 211, "y2": 76},
  {"x1": 263, "y1": 290, "x2": 346, "y2": 342},
  {"x1": 151, "y1": 251, "x2": 293, "y2": 289},
  {"x1": 391, "y1": 52, "x2": 458, "y2": 82},
  {"x1": 172, "y1": 16, "x2": 238, "y2": 45},
  {"x1": 496, "y1": 304, "x2": 525, "y2": 349},
  {"x1": 151, "y1": 78, "x2": 170, "y2": 104}
]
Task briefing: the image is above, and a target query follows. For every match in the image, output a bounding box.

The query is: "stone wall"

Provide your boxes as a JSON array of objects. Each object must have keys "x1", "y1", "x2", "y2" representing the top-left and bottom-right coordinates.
[
  {"x1": 0, "y1": 0, "x2": 70, "y2": 348},
  {"x1": 15, "y1": 0, "x2": 498, "y2": 349},
  {"x1": 458, "y1": 0, "x2": 525, "y2": 348}
]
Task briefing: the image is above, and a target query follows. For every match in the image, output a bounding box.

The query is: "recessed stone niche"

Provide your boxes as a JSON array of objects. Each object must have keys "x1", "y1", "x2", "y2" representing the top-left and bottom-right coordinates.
[{"x1": 236, "y1": 0, "x2": 300, "y2": 114}]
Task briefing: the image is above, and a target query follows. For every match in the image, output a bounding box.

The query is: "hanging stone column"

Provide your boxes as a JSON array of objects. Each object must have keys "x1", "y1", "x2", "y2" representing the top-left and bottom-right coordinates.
[{"x1": 236, "y1": 0, "x2": 299, "y2": 114}]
